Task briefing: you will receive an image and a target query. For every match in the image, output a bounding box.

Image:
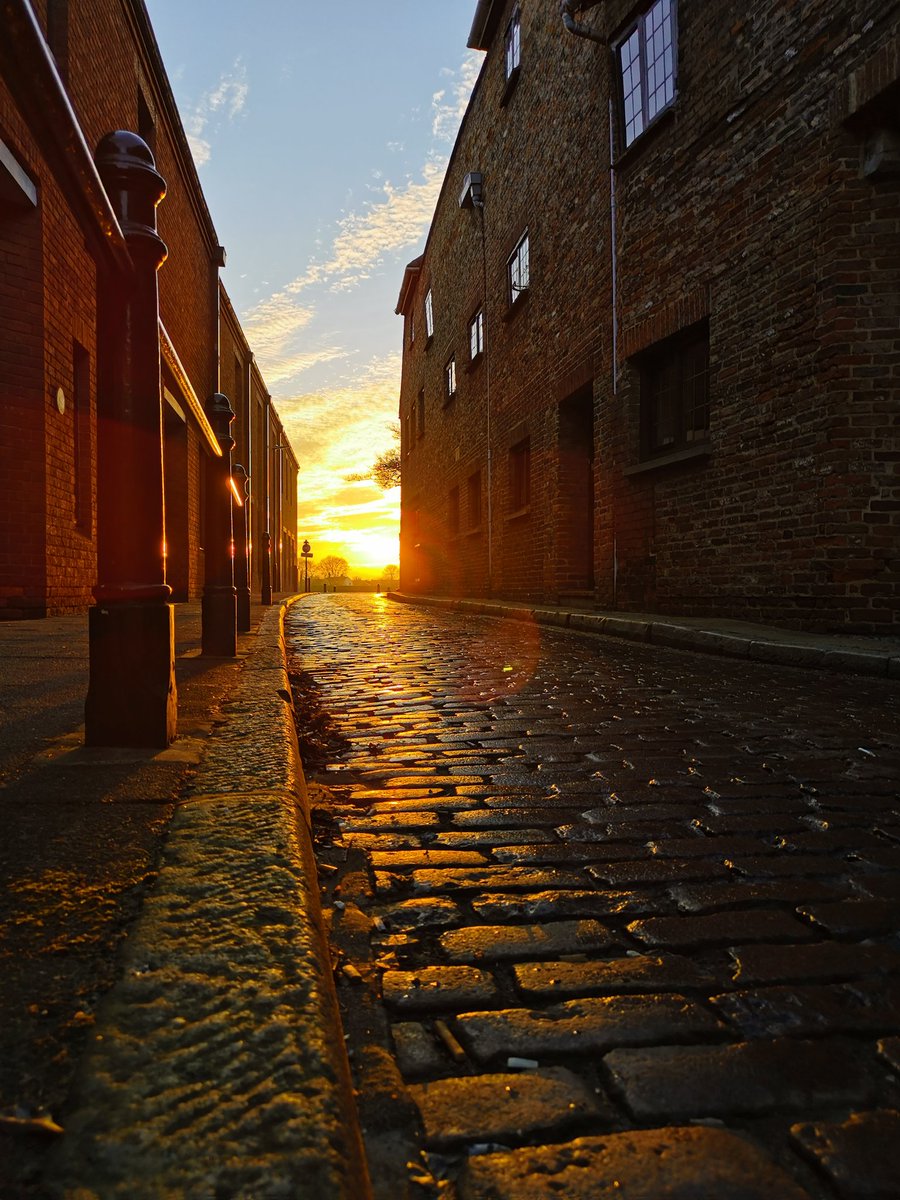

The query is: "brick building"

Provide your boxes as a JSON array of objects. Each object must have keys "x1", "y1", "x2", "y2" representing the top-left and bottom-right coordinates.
[
  {"x1": 396, "y1": 0, "x2": 899, "y2": 633},
  {"x1": 219, "y1": 286, "x2": 299, "y2": 599},
  {"x1": 0, "y1": 0, "x2": 297, "y2": 618}
]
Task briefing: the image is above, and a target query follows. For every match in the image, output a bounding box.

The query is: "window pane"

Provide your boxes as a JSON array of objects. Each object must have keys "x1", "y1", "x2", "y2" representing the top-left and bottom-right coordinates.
[
  {"x1": 649, "y1": 360, "x2": 678, "y2": 450},
  {"x1": 619, "y1": 28, "x2": 643, "y2": 147},
  {"x1": 682, "y1": 340, "x2": 709, "y2": 440},
  {"x1": 505, "y1": 8, "x2": 521, "y2": 78}
]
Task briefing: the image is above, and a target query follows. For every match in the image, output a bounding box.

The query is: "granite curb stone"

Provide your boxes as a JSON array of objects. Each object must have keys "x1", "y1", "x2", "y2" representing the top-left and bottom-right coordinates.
[
  {"x1": 40, "y1": 600, "x2": 371, "y2": 1200},
  {"x1": 388, "y1": 593, "x2": 899, "y2": 678}
]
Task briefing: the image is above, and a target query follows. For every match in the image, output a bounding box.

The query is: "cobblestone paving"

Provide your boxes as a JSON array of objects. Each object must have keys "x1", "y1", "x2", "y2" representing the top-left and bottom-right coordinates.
[{"x1": 286, "y1": 593, "x2": 900, "y2": 1200}]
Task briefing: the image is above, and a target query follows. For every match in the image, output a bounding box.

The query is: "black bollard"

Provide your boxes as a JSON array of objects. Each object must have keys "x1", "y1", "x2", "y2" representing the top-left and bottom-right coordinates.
[
  {"x1": 201, "y1": 393, "x2": 237, "y2": 656},
  {"x1": 85, "y1": 131, "x2": 176, "y2": 747}
]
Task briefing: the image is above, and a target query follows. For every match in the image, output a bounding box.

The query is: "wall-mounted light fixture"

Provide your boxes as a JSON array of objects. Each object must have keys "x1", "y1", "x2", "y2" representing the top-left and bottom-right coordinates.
[{"x1": 459, "y1": 171, "x2": 484, "y2": 208}]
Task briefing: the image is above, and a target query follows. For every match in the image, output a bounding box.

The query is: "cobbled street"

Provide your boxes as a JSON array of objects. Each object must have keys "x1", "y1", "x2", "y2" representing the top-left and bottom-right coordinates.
[{"x1": 286, "y1": 593, "x2": 900, "y2": 1200}]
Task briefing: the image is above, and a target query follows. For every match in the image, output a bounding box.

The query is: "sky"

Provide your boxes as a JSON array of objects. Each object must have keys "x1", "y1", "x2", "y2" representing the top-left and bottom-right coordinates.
[{"x1": 144, "y1": 0, "x2": 483, "y2": 575}]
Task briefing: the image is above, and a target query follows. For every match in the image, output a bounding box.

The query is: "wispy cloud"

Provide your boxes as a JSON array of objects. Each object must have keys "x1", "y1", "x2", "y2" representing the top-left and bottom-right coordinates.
[
  {"x1": 233, "y1": 53, "x2": 479, "y2": 568},
  {"x1": 283, "y1": 158, "x2": 447, "y2": 296},
  {"x1": 431, "y1": 51, "x2": 482, "y2": 143},
  {"x1": 184, "y1": 60, "x2": 248, "y2": 167},
  {"x1": 262, "y1": 52, "x2": 480, "y2": 299}
]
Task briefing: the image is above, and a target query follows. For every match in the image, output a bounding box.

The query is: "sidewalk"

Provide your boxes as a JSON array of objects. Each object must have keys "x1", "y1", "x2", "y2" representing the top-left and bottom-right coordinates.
[
  {"x1": 389, "y1": 593, "x2": 900, "y2": 678},
  {"x1": 0, "y1": 597, "x2": 369, "y2": 1200}
]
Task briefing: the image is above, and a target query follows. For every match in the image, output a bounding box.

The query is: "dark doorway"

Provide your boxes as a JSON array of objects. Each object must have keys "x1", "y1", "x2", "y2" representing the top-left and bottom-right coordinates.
[{"x1": 557, "y1": 385, "x2": 594, "y2": 593}]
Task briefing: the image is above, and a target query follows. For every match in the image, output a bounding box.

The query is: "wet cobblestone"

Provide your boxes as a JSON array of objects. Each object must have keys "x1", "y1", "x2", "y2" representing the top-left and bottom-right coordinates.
[{"x1": 287, "y1": 594, "x2": 900, "y2": 1199}]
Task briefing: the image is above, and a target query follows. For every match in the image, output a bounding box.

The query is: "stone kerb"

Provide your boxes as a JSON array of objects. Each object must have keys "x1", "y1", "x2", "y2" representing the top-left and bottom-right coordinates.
[{"x1": 43, "y1": 598, "x2": 370, "y2": 1200}]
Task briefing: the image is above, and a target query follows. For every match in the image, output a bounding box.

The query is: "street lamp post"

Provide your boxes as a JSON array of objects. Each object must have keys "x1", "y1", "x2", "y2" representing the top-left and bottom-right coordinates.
[{"x1": 301, "y1": 539, "x2": 313, "y2": 592}]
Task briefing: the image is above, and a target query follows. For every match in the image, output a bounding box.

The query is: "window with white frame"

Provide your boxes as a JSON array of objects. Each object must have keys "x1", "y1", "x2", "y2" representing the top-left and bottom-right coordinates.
[
  {"x1": 504, "y1": 5, "x2": 521, "y2": 82},
  {"x1": 469, "y1": 308, "x2": 484, "y2": 360},
  {"x1": 445, "y1": 355, "x2": 457, "y2": 402},
  {"x1": 507, "y1": 231, "x2": 530, "y2": 305},
  {"x1": 616, "y1": 0, "x2": 676, "y2": 149},
  {"x1": 424, "y1": 288, "x2": 434, "y2": 340}
]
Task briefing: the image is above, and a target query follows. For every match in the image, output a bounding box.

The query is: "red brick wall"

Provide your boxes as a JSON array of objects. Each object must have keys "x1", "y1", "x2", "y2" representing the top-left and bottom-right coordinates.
[
  {"x1": 398, "y1": 0, "x2": 899, "y2": 632},
  {"x1": 2, "y1": 0, "x2": 227, "y2": 615},
  {"x1": 0, "y1": 134, "x2": 47, "y2": 616},
  {"x1": 1, "y1": 69, "x2": 97, "y2": 616}
]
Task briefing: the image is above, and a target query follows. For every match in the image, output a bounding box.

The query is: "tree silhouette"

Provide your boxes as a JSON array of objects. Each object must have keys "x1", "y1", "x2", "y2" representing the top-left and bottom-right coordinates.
[
  {"x1": 382, "y1": 564, "x2": 399, "y2": 583},
  {"x1": 345, "y1": 423, "x2": 401, "y2": 490},
  {"x1": 318, "y1": 554, "x2": 349, "y2": 580}
]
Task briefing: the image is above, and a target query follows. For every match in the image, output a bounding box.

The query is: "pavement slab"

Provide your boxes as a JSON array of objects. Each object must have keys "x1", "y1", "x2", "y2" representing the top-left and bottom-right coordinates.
[
  {"x1": 439, "y1": 920, "x2": 617, "y2": 963},
  {"x1": 409, "y1": 1069, "x2": 606, "y2": 1150},
  {"x1": 513, "y1": 954, "x2": 719, "y2": 999},
  {"x1": 459, "y1": 1126, "x2": 815, "y2": 1200},
  {"x1": 383, "y1": 966, "x2": 499, "y2": 1012},
  {"x1": 604, "y1": 1038, "x2": 880, "y2": 1120},
  {"x1": 455, "y1": 994, "x2": 724, "y2": 1063},
  {"x1": 790, "y1": 1109, "x2": 900, "y2": 1200}
]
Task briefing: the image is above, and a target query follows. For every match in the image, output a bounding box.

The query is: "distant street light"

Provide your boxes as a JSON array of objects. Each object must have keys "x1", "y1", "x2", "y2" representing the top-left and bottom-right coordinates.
[{"x1": 301, "y1": 539, "x2": 313, "y2": 592}]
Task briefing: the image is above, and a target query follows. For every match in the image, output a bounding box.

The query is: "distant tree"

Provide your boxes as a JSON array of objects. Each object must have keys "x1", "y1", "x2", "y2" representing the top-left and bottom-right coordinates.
[
  {"x1": 346, "y1": 423, "x2": 401, "y2": 490},
  {"x1": 383, "y1": 564, "x2": 399, "y2": 583},
  {"x1": 319, "y1": 555, "x2": 349, "y2": 580}
]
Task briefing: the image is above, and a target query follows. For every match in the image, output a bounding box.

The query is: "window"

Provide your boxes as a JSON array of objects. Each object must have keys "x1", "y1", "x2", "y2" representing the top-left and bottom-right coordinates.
[
  {"x1": 424, "y1": 289, "x2": 434, "y2": 341},
  {"x1": 616, "y1": 0, "x2": 676, "y2": 149},
  {"x1": 467, "y1": 470, "x2": 482, "y2": 531},
  {"x1": 639, "y1": 324, "x2": 709, "y2": 458},
  {"x1": 448, "y1": 486, "x2": 460, "y2": 536},
  {"x1": 469, "y1": 308, "x2": 484, "y2": 361},
  {"x1": 509, "y1": 438, "x2": 531, "y2": 512},
  {"x1": 408, "y1": 310, "x2": 416, "y2": 347},
  {"x1": 508, "y1": 231, "x2": 530, "y2": 306},
  {"x1": 505, "y1": 6, "x2": 521, "y2": 81},
  {"x1": 444, "y1": 356, "x2": 457, "y2": 403},
  {"x1": 417, "y1": 389, "x2": 425, "y2": 437}
]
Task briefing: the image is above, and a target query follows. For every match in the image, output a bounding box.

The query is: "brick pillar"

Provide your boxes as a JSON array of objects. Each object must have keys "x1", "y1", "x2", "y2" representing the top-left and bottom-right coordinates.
[
  {"x1": 85, "y1": 131, "x2": 176, "y2": 748},
  {"x1": 202, "y1": 393, "x2": 237, "y2": 656}
]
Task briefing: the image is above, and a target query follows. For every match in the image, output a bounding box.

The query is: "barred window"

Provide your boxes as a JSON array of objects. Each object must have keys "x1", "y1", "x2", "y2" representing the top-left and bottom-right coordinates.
[{"x1": 639, "y1": 324, "x2": 709, "y2": 458}]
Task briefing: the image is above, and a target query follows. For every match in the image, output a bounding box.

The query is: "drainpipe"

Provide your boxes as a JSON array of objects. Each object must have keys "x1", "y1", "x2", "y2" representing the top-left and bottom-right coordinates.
[
  {"x1": 475, "y1": 196, "x2": 493, "y2": 595},
  {"x1": 559, "y1": 1, "x2": 605, "y2": 43},
  {"x1": 561, "y1": 0, "x2": 618, "y2": 606}
]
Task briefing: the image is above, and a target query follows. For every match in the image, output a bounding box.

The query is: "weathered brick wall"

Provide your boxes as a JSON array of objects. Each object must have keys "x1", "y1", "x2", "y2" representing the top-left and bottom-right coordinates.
[{"x1": 399, "y1": 0, "x2": 899, "y2": 632}]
